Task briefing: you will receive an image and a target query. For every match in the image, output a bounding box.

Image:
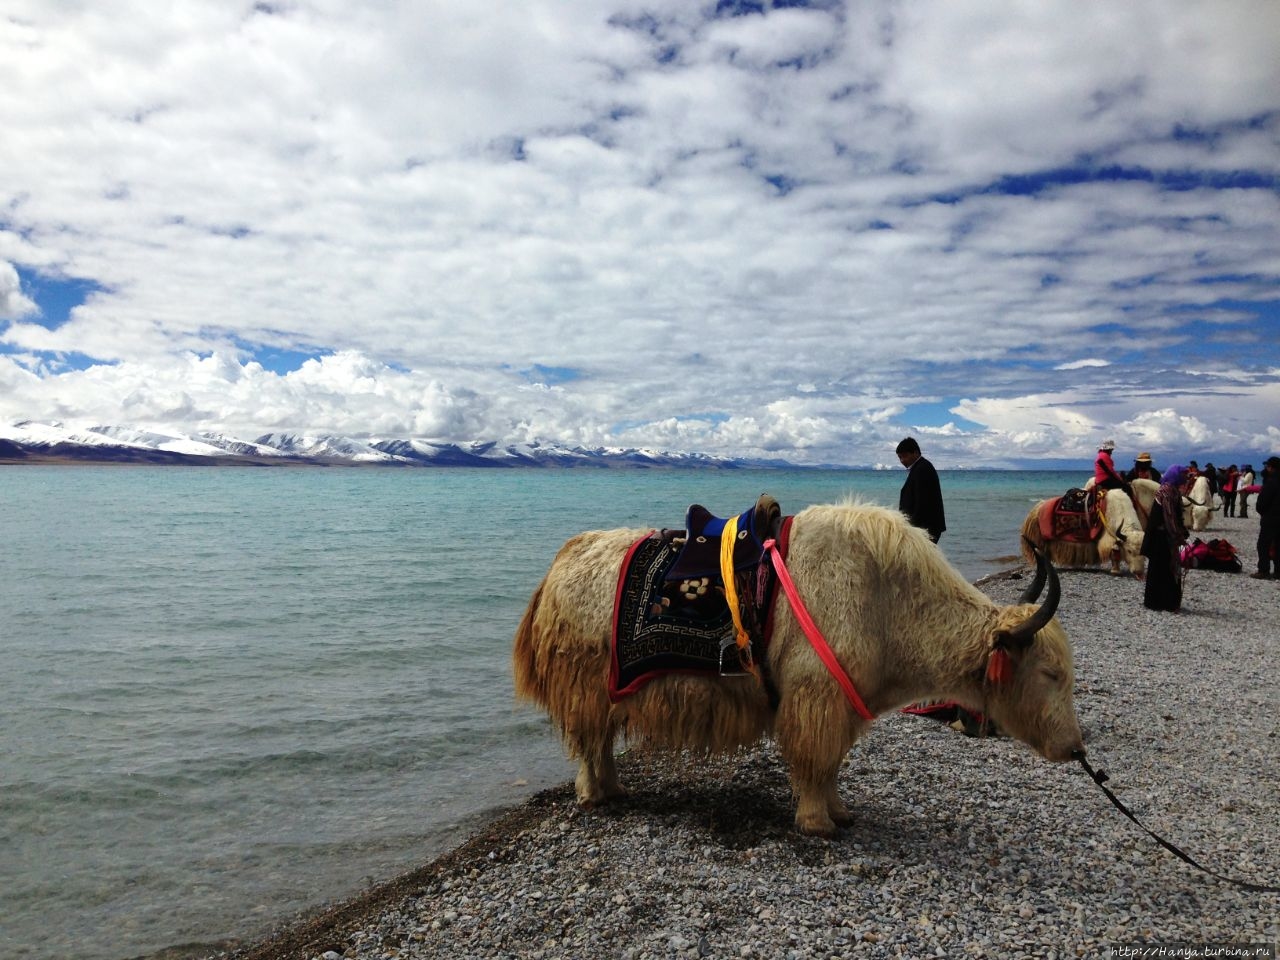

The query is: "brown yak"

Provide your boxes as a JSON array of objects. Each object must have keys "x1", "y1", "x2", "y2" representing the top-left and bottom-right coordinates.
[{"x1": 513, "y1": 501, "x2": 1084, "y2": 837}]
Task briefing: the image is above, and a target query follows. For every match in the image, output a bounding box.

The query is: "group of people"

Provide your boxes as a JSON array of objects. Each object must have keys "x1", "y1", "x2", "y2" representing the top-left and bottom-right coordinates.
[
  {"x1": 1211, "y1": 462, "x2": 1257, "y2": 518},
  {"x1": 1103, "y1": 448, "x2": 1261, "y2": 517},
  {"x1": 893, "y1": 437, "x2": 1279, "y2": 621},
  {"x1": 1092, "y1": 440, "x2": 1280, "y2": 612}
]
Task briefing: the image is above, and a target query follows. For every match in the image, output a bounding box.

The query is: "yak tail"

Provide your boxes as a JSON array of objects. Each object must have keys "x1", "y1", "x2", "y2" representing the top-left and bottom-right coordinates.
[
  {"x1": 512, "y1": 579, "x2": 549, "y2": 707},
  {"x1": 1019, "y1": 506, "x2": 1044, "y2": 565}
]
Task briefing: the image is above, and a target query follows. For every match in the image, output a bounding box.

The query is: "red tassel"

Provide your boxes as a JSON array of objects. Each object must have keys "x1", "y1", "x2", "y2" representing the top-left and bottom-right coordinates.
[{"x1": 986, "y1": 648, "x2": 1013, "y2": 685}]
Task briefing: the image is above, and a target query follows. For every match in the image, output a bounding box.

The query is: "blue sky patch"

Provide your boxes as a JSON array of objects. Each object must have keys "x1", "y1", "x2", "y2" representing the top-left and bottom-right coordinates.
[
  {"x1": 0, "y1": 344, "x2": 110, "y2": 372},
  {"x1": 765, "y1": 174, "x2": 797, "y2": 195},
  {"x1": 1164, "y1": 299, "x2": 1280, "y2": 361},
  {"x1": 901, "y1": 400, "x2": 980, "y2": 431},
  {"x1": 715, "y1": 0, "x2": 767, "y2": 16},
  {"x1": 14, "y1": 267, "x2": 106, "y2": 330},
  {"x1": 238, "y1": 343, "x2": 327, "y2": 375},
  {"x1": 522, "y1": 364, "x2": 581, "y2": 385},
  {"x1": 921, "y1": 163, "x2": 1280, "y2": 206}
]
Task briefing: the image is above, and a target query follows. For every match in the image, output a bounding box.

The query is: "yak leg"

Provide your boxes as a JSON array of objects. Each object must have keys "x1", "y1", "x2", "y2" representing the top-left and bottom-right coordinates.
[
  {"x1": 823, "y1": 777, "x2": 854, "y2": 828},
  {"x1": 568, "y1": 713, "x2": 625, "y2": 808},
  {"x1": 783, "y1": 753, "x2": 845, "y2": 837},
  {"x1": 776, "y1": 691, "x2": 860, "y2": 836},
  {"x1": 1099, "y1": 536, "x2": 1122, "y2": 575}
]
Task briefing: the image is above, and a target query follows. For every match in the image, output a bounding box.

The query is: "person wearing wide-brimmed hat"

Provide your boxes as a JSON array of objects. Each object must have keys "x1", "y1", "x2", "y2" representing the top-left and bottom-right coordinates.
[
  {"x1": 1251, "y1": 456, "x2": 1280, "y2": 580},
  {"x1": 1124, "y1": 451, "x2": 1159, "y2": 483}
]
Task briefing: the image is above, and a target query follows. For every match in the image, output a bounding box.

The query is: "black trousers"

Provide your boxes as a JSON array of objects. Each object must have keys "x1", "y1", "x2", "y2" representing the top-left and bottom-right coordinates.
[{"x1": 1258, "y1": 521, "x2": 1280, "y2": 576}]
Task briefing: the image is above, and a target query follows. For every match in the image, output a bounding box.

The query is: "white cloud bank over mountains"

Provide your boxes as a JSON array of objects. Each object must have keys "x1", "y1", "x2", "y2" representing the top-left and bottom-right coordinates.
[{"x1": 2, "y1": 0, "x2": 1278, "y2": 467}]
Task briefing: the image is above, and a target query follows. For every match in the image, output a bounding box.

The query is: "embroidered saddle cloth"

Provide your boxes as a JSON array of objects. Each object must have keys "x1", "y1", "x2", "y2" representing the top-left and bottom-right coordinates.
[
  {"x1": 1040, "y1": 487, "x2": 1101, "y2": 543},
  {"x1": 608, "y1": 495, "x2": 783, "y2": 702}
]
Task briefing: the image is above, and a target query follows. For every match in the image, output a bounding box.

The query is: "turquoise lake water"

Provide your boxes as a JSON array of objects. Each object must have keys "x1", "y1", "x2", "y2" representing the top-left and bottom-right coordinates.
[{"x1": 0, "y1": 465, "x2": 1087, "y2": 959}]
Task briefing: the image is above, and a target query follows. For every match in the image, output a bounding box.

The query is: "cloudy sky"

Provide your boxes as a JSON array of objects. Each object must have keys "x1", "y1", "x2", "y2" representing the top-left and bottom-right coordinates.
[{"x1": 2, "y1": 0, "x2": 1278, "y2": 467}]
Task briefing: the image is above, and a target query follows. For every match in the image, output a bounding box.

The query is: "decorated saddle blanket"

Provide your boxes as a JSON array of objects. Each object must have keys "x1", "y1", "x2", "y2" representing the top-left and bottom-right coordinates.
[
  {"x1": 608, "y1": 495, "x2": 786, "y2": 702},
  {"x1": 1039, "y1": 487, "x2": 1101, "y2": 543}
]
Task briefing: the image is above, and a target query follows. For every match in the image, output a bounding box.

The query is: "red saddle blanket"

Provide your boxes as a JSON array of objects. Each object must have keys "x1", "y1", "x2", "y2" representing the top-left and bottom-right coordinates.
[{"x1": 1039, "y1": 488, "x2": 1101, "y2": 543}]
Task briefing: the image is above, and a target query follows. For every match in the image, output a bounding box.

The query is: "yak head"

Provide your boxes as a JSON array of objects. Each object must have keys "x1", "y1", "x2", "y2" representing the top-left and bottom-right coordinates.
[{"x1": 979, "y1": 550, "x2": 1085, "y2": 763}]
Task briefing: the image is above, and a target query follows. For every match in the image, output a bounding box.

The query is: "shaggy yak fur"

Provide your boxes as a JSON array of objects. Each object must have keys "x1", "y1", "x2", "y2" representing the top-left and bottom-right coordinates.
[
  {"x1": 514, "y1": 501, "x2": 1084, "y2": 837},
  {"x1": 1019, "y1": 477, "x2": 1160, "y2": 577}
]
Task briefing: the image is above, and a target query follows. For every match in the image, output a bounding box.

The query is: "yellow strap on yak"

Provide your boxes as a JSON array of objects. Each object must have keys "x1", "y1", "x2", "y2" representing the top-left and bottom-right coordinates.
[
  {"x1": 719, "y1": 514, "x2": 760, "y2": 681},
  {"x1": 1094, "y1": 491, "x2": 1121, "y2": 540}
]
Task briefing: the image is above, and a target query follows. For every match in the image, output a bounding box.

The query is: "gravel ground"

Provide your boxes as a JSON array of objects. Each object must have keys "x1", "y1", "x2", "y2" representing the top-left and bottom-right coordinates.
[{"x1": 213, "y1": 514, "x2": 1278, "y2": 960}]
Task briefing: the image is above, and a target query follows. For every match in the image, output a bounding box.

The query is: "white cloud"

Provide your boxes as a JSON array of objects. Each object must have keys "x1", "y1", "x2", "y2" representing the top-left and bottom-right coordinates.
[
  {"x1": 1, "y1": 0, "x2": 1277, "y2": 465},
  {"x1": 0, "y1": 261, "x2": 38, "y2": 320},
  {"x1": 1056, "y1": 359, "x2": 1110, "y2": 371}
]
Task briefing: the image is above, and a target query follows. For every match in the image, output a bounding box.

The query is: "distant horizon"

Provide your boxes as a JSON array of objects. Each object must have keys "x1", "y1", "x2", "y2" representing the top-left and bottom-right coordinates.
[{"x1": 1, "y1": 417, "x2": 1270, "y2": 474}]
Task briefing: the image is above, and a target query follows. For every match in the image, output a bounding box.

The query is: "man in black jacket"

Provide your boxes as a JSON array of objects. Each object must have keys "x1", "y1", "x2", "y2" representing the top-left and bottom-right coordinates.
[
  {"x1": 1250, "y1": 456, "x2": 1280, "y2": 580},
  {"x1": 896, "y1": 437, "x2": 946, "y2": 543}
]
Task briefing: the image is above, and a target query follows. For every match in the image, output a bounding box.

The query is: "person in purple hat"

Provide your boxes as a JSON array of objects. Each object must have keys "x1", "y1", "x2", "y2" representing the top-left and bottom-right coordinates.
[{"x1": 1141, "y1": 464, "x2": 1191, "y2": 611}]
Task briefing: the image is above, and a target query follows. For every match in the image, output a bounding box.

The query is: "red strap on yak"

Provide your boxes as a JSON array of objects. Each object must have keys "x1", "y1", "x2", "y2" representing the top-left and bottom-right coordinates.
[{"x1": 764, "y1": 530, "x2": 874, "y2": 722}]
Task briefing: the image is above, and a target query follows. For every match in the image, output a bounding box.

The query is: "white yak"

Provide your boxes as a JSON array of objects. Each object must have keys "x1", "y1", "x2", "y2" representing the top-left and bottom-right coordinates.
[
  {"x1": 1020, "y1": 478, "x2": 1160, "y2": 577},
  {"x1": 1184, "y1": 474, "x2": 1216, "y2": 531},
  {"x1": 514, "y1": 501, "x2": 1084, "y2": 837}
]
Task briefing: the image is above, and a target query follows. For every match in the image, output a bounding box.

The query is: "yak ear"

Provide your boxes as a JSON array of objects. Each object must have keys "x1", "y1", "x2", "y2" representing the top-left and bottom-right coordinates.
[
  {"x1": 985, "y1": 633, "x2": 1019, "y2": 685},
  {"x1": 993, "y1": 627, "x2": 1034, "y2": 653}
]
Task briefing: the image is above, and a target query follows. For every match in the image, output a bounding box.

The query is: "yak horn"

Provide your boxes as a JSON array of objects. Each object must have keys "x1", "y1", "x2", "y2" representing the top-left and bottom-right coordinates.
[
  {"x1": 1114, "y1": 520, "x2": 1126, "y2": 544},
  {"x1": 1018, "y1": 536, "x2": 1047, "y2": 604},
  {"x1": 1006, "y1": 547, "x2": 1060, "y2": 647}
]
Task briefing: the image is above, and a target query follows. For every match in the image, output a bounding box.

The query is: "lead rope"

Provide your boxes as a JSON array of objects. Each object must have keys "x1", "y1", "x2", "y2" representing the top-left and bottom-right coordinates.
[{"x1": 1073, "y1": 752, "x2": 1279, "y2": 892}]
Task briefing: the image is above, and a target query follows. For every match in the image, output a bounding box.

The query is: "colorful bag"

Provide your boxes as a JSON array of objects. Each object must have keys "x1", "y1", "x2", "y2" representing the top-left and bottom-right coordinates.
[{"x1": 1180, "y1": 538, "x2": 1242, "y2": 573}]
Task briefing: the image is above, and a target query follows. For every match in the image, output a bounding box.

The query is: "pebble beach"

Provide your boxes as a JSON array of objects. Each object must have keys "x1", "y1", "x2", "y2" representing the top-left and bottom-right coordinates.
[{"x1": 210, "y1": 513, "x2": 1278, "y2": 960}]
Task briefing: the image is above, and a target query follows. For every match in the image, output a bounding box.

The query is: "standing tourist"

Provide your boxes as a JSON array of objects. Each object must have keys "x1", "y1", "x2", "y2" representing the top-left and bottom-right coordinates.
[
  {"x1": 896, "y1": 437, "x2": 946, "y2": 543},
  {"x1": 1141, "y1": 464, "x2": 1191, "y2": 612},
  {"x1": 1250, "y1": 456, "x2": 1280, "y2": 580},
  {"x1": 1201, "y1": 462, "x2": 1219, "y2": 503},
  {"x1": 1238, "y1": 464, "x2": 1256, "y2": 518},
  {"x1": 1221, "y1": 465, "x2": 1238, "y2": 518}
]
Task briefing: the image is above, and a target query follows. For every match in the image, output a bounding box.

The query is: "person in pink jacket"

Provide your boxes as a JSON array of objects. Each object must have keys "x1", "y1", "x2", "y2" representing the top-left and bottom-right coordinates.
[{"x1": 1093, "y1": 439, "x2": 1130, "y2": 493}]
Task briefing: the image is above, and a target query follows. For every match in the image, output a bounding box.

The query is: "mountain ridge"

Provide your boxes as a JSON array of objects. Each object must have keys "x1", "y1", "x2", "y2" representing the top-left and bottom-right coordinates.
[{"x1": 0, "y1": 420, "x2": 817, "y2": 470}]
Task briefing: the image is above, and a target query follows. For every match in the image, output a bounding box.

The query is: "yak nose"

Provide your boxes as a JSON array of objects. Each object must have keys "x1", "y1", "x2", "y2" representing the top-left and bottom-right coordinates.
[{"x1": 1070, "y1": 747, "x2": 1087, "y2": 760}]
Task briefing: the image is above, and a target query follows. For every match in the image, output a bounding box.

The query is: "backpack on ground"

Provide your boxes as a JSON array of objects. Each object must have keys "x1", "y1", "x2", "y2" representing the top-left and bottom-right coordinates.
[{"x1": 1181, "y1": 537, "x2": 1242, "y2": 573}]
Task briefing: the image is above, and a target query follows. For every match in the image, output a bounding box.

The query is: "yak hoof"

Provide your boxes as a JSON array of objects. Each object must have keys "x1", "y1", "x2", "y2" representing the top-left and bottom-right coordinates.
[
  {"x1": 795, "y1": 814, "x2": 838, "y2": 838},
  {"x1": 576, "y1": 787, "x2": 627, "y2": 810}
]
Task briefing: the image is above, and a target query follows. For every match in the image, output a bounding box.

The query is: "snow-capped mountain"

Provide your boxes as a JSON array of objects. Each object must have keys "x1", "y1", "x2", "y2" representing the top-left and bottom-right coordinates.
[{"x1": 0, "y1": 420, "x2": 768, "y2": 469}]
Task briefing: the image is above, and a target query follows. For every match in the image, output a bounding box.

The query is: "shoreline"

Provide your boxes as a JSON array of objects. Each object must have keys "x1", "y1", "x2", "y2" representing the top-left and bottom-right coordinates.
[{"x1": 199, "y1": 515, "x2": 1277, "y2": 959}]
